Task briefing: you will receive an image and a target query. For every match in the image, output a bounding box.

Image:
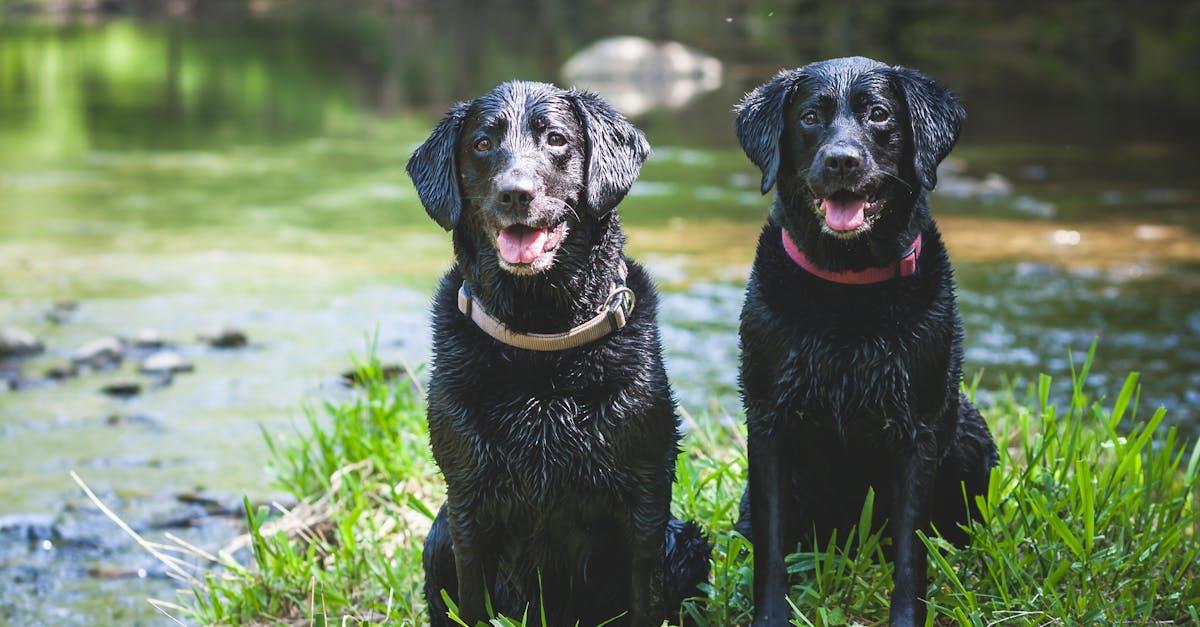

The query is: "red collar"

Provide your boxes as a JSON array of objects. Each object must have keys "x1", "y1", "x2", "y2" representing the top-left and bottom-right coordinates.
[{"x1": 781, "y1": 227, "x2": 923, "y2": 285}]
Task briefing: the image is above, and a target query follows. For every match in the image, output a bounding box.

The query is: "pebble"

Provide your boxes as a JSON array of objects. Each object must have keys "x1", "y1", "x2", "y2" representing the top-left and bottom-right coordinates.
[
  {"x1": 73, "y1": 337, "x2": 125, "y2": 370},
  {"x1": 44, "y1": 364, "x2": 79, "y2": 380},
  {"x1": 938, "y1": 157, "x2": 967, "y2": 176},
  {"x1": 0, "y1": 326, "x2": 43, "y2": 358},
  {"x1": 139, "y1": 351, "x2": 194, "y2": 375},
  {"x1": 1013, "y1": 195, "x2": 1056, "y2": 218},
  {"x1": 198, "y1": 326, "x2": 248, "y2": 349},
  {"x1": 1133, "y1": 224, "x2": 1174, "y2": 241},
  {"x1": 131, "y1": 328, "x2": 166, "y2": 349},
  {"x1": 7, "y1": 374, "x2": 55, "y2": 392},
  {"x1": 341, "y1": 363, "x2": 407, "y2": 387},
  {"x1": 1186, "y1": 311, "x2": 1200, "y2": 336},
  {"x1": 934, "y1": 171, "x2": 1013, "y2": 201},
  {"x1": 100, "y1": 380, "x2": 141, "y2": 398},
  {"x1": 45, "y1": 300, "x2": 78, "y2": 324},
  {"x1": 979, "y1": 173, "x2": 1013, "y2": 197},
  {"x1": 105, "y1": 413, "x2": 164, "y2": 428},
  {"x1": 87, "y1": 565, "x2": 144, "y2": 579},
  {"x1": 0, "y1": 514, "x2": 59, "y2": 544},
  {"x1": 175, "y1": 492, "x2": 245, "y2": 517},
  {"x1": 1018, "y1": 164, "x2": 1048, "y2": 181}
]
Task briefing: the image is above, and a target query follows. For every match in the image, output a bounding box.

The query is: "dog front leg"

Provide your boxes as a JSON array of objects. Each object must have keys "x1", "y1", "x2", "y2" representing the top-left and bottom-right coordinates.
[
  {"x1": 446, "y1": 496, "x2": 493, "y2": 626},
  {"x1": 628, "y1": 468, "x2": 669, "y2": 626},
  {"x1": 888, "y1": 434, "x2": 937, "y2": 627},
  {"x1": 748, "y1": 418, "x2": 791, "y2": 627}
]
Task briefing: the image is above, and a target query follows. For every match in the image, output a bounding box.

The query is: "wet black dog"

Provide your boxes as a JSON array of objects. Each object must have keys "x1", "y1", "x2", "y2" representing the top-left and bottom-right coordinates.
[
  {"x1": 732, "y1": 57, "x2": 999, "y2": 626},
  {"x1": 407, "y1": 81, "x2": 710, "y2": 627}
]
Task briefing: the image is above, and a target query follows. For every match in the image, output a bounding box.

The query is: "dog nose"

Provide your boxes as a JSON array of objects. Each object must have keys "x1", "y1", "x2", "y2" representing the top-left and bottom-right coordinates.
[
  {"x1": 822, "y1": 145, "x2": 863, "y2": 176},
  {"x1": 496, "y1": 172, "x2": 535, "y2": 209}
]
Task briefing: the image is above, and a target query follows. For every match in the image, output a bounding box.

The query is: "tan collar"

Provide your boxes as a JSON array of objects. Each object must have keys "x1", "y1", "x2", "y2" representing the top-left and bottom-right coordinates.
[{"x1": 457, "y1": 262, "x2": 635, "y2": 352}]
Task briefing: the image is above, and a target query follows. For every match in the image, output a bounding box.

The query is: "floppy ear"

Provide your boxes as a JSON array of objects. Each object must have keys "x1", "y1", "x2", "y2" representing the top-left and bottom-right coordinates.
[
  {"x1": 734, "y1": 69, "x2": 804, "y2": 194},
  {"x1": 406, "y1": 101, "x2": 470, "y2": 231},
  {"x1": 568, "y1": 90, "x2": 650, "y2": 215},
  {"x1": 886, "y1": 66, "x2": 966, "y2": 191}
]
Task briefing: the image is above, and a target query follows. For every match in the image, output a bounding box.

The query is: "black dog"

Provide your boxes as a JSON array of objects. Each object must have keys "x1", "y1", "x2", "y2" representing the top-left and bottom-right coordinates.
[
  {"x1": 732, "y1": 57, "x2": 999, "y2": 626},
  {"x1": 407, "y1": 81, "x2": 710, "y2": 627}
]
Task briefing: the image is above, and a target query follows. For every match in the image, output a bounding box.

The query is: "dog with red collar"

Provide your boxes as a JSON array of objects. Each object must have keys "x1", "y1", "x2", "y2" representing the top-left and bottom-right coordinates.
[{"x1": 732, "y1": 57, "x2": 999, "y2": 627}]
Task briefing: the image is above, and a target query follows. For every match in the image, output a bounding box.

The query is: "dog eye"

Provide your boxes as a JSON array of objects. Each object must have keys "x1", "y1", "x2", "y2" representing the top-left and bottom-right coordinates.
[
  {"x1": 546, "y1": 132, "x2": 567, "y2": 147},
  {"x1": 868, "y1": 106, "x2": 890, "y2": 123},
  {"x1": 473, "y1": 137, "x2": 492, "y2": 152},
  {"x1": 800, "y1": 110, "x2": 819, "y2": 126}
]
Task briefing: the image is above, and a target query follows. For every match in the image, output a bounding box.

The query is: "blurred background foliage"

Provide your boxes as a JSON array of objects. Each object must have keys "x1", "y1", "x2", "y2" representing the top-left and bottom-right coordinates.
[{"x1": 2, "y1": 1, "x2": 1198, "y2": 155}]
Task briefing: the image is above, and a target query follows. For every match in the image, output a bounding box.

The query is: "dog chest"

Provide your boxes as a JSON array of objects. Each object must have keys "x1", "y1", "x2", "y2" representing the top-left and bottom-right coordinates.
[
  {"x1": 430, "y1": 387, "x2": 653, "y2": 502},
  {"x1": 743, "y1": 295, "x2": 958, "y2": 437}
]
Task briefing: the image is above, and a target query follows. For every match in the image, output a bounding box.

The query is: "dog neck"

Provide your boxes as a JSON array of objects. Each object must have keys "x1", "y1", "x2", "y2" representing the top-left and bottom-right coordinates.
[
  {"x1": 454, "y1": 214, "x2": 627, "y2": 333},
  {"x1": 781, "y1": 226, "x2": 922, "y2": 284}
]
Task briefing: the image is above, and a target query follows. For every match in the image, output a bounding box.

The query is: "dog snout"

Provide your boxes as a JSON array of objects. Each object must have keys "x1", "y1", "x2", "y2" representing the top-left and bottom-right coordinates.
[
  {"x1": 495, "y1": 169, "x2": 536, "y2": 211},
  {"x1": 820, "y1": 143, "x2": 864, "y2": 178}
]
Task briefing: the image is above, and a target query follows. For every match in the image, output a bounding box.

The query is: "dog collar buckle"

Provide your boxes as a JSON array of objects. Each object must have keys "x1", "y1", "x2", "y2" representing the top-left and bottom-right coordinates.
[{"x1": 602, "y1": 286, "x2": 636, "y2": 333}]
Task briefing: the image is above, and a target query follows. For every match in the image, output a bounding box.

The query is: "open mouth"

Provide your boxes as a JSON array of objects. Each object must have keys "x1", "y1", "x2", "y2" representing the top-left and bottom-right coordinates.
[
  {"x1": 495, "y1": 222, "x2": 567, "y2": 266},
  {"x1": 814, "y1": 190, "x2": 881, "y2": 233}
]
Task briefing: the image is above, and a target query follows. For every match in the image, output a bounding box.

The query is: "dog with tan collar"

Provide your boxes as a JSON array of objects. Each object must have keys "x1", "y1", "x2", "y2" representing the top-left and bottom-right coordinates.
[{"x1": 407, "y1": 81, "x2": 710, "y2": 627}]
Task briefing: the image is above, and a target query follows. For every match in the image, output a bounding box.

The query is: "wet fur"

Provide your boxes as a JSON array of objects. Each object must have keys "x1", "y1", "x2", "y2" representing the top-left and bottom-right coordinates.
[
  {"x1": 406, "y1": 81, "x2": 710, "y2": 626},
  {"x1": 732, "y1": 58, "x2": 999, "y2": 626}
]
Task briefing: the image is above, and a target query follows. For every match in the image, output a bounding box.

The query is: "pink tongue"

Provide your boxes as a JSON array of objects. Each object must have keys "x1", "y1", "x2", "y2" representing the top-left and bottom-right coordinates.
[
  {"x1": 821, "y1": 195, "x2": 868, "y2": 231},
  {"x1": 497, "y1": 227, "x2": 549, "y2": 264}
]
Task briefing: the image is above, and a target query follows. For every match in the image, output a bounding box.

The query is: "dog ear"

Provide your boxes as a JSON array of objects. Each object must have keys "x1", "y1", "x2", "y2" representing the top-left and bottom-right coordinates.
[
  {"x1": 886, "y1": 66, "x2": 966, "y2": 191},
  {"x1": 406, "y1": 101, "x2": 470, "y2": 231},
  {"x1": 568, "y1": 90, "x2": 650, "y2": 215},
  {"x1": 735, "y1": 69, "x2": 805, "y2": 194}
]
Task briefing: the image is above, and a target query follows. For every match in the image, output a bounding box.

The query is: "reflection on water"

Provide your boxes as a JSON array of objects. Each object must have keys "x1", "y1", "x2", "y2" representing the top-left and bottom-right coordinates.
[{"x1": 1, "y1": 4, "x2": 1199, "y2": 623}]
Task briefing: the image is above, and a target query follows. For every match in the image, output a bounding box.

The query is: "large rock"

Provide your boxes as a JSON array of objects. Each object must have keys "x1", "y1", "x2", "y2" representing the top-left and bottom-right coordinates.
[
  {"x1": 73, "y1": 337, "x2": 125, "y2": 370},
  {"x1": 562, "y1": 36, "x2": 722, "y2": 117},
  {"x1": 0, "y1": 327, "x2": 43, "y2": 358},
  {"x1": 139, "y1": 351, "x2": 193, "y2": 375}
]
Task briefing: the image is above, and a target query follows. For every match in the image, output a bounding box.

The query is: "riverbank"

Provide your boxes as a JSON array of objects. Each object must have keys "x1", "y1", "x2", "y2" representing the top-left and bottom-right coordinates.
[{"x1": 109, "y1": 350, "x2": 1200, "y2": 625}]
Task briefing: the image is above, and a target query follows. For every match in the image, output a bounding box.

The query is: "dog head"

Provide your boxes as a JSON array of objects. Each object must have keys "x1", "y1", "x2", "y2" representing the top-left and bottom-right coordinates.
[
  {"x1": 406, "y1": 81, "x2": 648, "y2": 276},
  {"x1": 736, "y1": 57, "x2": 964, "y2": 243}
]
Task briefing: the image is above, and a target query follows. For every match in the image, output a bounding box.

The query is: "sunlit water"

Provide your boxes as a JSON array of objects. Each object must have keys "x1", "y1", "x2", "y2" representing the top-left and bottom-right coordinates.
[{"x1": 1, "y1": 5, "x2": 1199, "y2": 623}]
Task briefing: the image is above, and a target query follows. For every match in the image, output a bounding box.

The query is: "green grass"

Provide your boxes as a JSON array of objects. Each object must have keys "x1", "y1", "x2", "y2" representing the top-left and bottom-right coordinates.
[{"x1": 177, "y1": 348, "x2": 1200, "y2": 626}]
